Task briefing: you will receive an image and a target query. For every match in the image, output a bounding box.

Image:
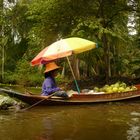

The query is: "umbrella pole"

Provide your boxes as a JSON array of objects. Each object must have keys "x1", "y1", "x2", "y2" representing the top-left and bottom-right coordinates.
[{"x1": 66, "y1": 57, "x2": 80, "y2": 94}]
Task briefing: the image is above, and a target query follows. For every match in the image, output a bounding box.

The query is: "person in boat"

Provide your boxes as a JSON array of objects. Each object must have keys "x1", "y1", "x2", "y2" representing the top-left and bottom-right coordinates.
[{"x1": 41, "y1": 62, "x2": 68, "y2": 97}]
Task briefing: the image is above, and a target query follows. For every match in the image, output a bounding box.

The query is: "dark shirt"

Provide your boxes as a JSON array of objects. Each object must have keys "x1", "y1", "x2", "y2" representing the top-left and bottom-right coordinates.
[{"x1": 41, "y1": 76, "x2": 60, "y2": 96}]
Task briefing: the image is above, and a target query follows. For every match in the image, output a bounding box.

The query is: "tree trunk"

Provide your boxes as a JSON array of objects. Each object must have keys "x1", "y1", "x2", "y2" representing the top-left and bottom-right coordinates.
[
  {"x1": 1, "y1": 0, "x2": 4, "y2": 81},
  {"x1": 102, "y1": 33, "x2": 110, "y2": 83},
  {"x1": 99, "y1": 1, "x2": 111, "y2": 83},
  {"x1": 71, "y1": 55, "x2": 80, "y2": 80}
]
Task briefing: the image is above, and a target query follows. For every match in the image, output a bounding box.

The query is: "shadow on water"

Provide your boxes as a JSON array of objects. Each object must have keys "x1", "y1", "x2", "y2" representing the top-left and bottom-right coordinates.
[{"x1": 1, "y1": 85, "x2": 140, "y2": 140}]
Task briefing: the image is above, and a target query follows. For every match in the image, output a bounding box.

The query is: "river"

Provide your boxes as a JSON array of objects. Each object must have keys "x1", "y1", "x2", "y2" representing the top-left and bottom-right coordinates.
[
  {"x1": 1, "y1": 102, "x2": 140, "y2": 140},
  {"x1": 1, "y1": 86, "x2": 140, "y2": 140}
]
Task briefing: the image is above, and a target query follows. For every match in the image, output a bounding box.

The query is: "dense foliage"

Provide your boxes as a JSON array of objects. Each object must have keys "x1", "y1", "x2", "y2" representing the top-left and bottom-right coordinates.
[{"x1": 0, "y1": 0, "x2": 140, "y2": 86}]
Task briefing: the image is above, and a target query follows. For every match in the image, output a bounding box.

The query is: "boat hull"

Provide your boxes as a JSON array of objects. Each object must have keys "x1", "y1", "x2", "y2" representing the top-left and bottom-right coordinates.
[{"x1": 1, "y1": 88, "x2": 140, "y2": 105}]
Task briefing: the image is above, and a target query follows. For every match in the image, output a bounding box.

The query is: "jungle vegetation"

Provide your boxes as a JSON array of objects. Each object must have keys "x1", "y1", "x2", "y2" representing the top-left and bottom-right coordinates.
[{"x1": 0, "y1": 0, "x2": 140, "y2": 87}]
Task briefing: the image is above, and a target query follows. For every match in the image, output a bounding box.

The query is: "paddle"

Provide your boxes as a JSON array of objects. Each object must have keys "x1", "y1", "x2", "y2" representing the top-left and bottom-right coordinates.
[
  {"x1": 20, "y1": 92, "x2": 56, "y2": 112},
  {"x1": 24, "y1": 89, "x2": 34, "y2": 95}
]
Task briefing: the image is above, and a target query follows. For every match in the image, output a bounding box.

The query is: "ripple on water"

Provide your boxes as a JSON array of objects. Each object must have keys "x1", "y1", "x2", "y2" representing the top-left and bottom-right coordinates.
[
  {"x1": 131, "y1": 111, "x2": 140, "y2": 117},
  {"x1": 126, "y1": 111, "x2": 140, "y2": 140}
]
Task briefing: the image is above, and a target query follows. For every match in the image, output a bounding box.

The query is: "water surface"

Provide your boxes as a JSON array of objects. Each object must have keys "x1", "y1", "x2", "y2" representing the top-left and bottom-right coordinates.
[{"x1": 1, "y1": 102, "x2": 140, "y2": 140}]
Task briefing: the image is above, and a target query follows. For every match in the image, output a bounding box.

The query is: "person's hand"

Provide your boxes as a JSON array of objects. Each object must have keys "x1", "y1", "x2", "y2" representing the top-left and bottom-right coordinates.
[{"x1": 59, "y1": 86, "x2": 65, "y2": 91}]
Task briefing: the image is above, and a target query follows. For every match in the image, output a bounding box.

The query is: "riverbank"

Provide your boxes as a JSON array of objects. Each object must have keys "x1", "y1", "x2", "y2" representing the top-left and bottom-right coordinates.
[{"x1": 0, "y1": 94, "x2": 27, "y2": 111}]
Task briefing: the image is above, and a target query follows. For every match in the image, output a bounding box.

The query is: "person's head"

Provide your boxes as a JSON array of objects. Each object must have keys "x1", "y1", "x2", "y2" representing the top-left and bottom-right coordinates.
[{"x1": 44, "y1": 62, "x2": 60, "y2": 78}]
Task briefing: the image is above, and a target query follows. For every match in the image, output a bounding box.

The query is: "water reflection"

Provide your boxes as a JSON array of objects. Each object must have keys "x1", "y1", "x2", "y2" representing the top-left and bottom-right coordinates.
[
  {"x1": 37, "y1": 107, "x2": 82, "y2": 140},
  {"x1": 127, "y1": 112, "x2": 140, "y2": 140}
]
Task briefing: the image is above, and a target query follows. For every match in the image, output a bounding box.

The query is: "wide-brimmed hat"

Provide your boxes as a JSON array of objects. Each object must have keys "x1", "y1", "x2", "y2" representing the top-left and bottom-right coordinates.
[{"x1": 44, "y1": 62, "x2": 60, "y2": 73}]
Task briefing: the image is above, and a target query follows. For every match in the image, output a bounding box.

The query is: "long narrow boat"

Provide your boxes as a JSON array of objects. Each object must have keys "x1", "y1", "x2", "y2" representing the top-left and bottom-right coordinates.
[{"x1": 0, "y1": 86, "x2": 140, "y2": 105}]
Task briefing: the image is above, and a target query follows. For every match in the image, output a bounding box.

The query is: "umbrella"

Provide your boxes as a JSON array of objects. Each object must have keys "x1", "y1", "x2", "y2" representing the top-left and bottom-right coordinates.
[
  {"x1": 31, "y1": 37, "x2": 97, "y2": 66},
  {"x1": 31, "y1": 37, "x2": 98, "y2": 93}
]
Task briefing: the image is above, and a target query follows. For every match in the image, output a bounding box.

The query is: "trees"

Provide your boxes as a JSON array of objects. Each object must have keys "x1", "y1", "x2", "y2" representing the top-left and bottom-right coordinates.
[
  {"x1": 71, "y1": 0, "x2": 135, "y2": 80},
  {"x1": 0, "y1": 0, "x2": 140, "y2": 85}
]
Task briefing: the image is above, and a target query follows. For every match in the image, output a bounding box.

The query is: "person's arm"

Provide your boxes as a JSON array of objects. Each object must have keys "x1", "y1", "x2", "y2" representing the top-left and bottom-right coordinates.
[
  {"x1": 44, "y1": 87, "x2": 60, "y2": 95},
  {"x1": 42, "y1": 78, "x2": 60, "y2": 95}
]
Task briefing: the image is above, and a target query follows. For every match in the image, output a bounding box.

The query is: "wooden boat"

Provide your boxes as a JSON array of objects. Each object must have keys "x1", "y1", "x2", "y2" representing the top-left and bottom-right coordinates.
[{"x1": 0, "y1": 86, "x2": 140, "y2": 106}]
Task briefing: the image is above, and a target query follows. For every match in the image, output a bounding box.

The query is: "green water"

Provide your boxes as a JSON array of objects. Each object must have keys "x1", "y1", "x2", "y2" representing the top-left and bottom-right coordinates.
[{"x1": 0, "y1": 86, "x2": 140, "y2": 140}]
